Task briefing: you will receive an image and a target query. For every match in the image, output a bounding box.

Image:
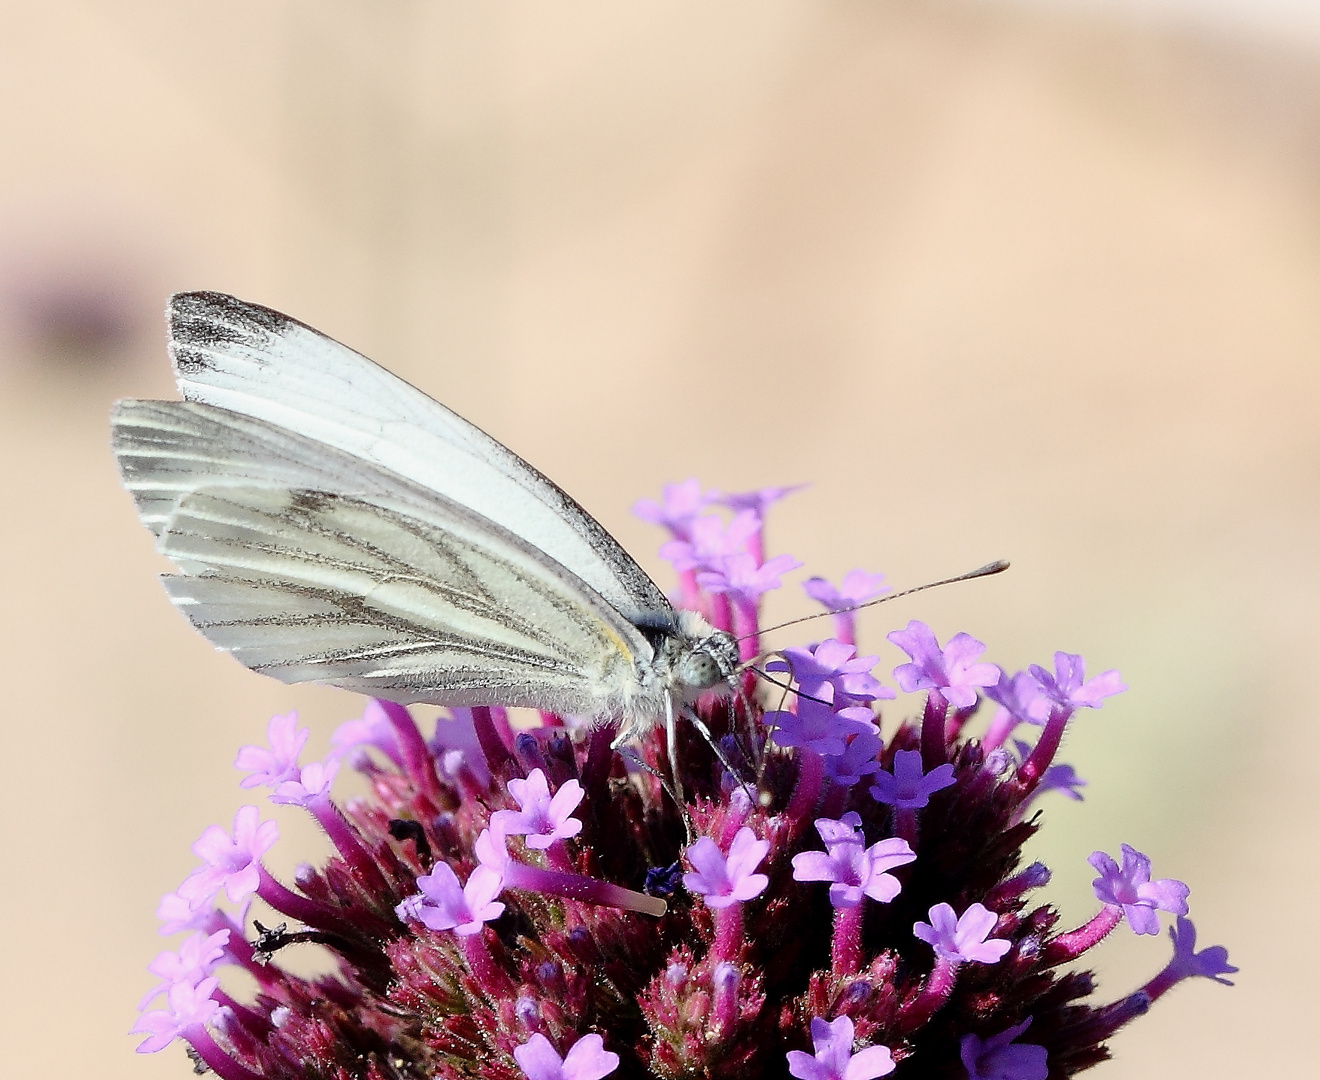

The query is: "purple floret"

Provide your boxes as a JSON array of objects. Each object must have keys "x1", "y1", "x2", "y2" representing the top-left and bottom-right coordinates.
[
  {"x1": 513, "y1": 1032, "x2": 620, "y2": 1080},
  {"x1": 791, "y1": 814, "x2": 915, "y2": 909},
  {"x1": 178, "y1": 806, "x2": 278, "y2": 908},
  {"x1": 235, "y1": 711, "x2": 308, "y2": 789},
  {"x1": 1029, "y1": 652, "x2": 1126, "y2": 712},
  {"x1": 698, "y1": 551, "x2": 803, "y2": 605},
  {"x1": 766, "y1": 699, "x2": 878, "y2": 758},
  {"x1": 632, "y1": 478, "x2": 719, "y2": 539},
  {"x1": 913, "y1": 902, "x2": 1012, "y2": 965},
  {"x1": 1089, "y1": 844, "x2": 1190, "y2": 935},
  {"x1": 683, "y1": 826, "x2": 770, "y2": 909},
  {"x1": 960, "y1": 1017, "x2": 1049, "y2": 1080},
  {"x1": 869, "y1": 749, "x2": 956, "y2": 810},
  {"x1": 766, "y1": 639, "x2": 892, "y2": 706},
  {"x1": 398, "y1": 862, "x2": 505, "y2": 937},
  {"x1": 785, "y1": 1015, "x2": 894, "y2": 1080},
  {"x1": 888, "y1": 621, "x2": 1000, "y2": 708},
  {"x1": 491, "y1": 768, "x2": 585, "y2": 850}
]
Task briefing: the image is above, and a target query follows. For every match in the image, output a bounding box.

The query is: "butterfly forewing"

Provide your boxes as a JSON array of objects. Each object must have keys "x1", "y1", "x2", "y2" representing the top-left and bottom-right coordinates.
[{"x1": 164, "y1": 292, "x2": 668, "y2": 622}]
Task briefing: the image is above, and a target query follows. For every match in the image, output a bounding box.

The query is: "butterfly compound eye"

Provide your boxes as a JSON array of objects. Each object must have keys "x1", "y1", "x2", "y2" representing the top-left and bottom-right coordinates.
[
  {"x1": 675, "y1": 631, "x2": 739, "y2": 691},
  {"x1": 676, "y1": 650, "x2": 723, "y2": 690}
]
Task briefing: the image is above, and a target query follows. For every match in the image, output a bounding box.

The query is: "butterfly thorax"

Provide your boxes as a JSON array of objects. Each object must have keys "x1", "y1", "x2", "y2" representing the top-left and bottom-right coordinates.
[{"x1": 615, "y1": 610, "x2": 739, "y2": 743}]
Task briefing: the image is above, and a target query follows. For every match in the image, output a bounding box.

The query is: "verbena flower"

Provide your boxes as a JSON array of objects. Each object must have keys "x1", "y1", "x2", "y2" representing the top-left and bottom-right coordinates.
[{"x1": 132, "y1": 479, "x2": 1232, "y2": 1078}]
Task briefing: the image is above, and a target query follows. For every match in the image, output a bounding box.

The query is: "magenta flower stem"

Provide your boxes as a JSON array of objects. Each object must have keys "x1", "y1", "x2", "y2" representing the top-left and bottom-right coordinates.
[
  {"x1": 921, "y1": 692, "x2": 949, "y2": 768},
  {"x1": 1083, "y1": 991, "x2": 1152, "y2": 1041},
  {"x1": 732, "y1": 599, "x2": 761, "y2": 661},
  {"x1": 308, "y1": 795, "x2": 390, "y2": 892},
  {"x1": 982, "y1": 709, "x2": 1017, "y2": 751},
  {"x1": 677, "y1": 567, "x2": 700, "y2": 610},
  {"x1": 899, "y1": 957, "x2": 959, "y2": 1031},
  {"x1": 1140, "y1": 965, "x2": 1184, "y2": 1004},
  {"x1": 504, "y1": 860, "x2": 667, "y2": 917},
  {"x1": 582, "y1": 723, "x2": 616, "y2": 803},
  {"x1": 471, "y1": 706, "x2": 520, "y2": 783},
  {"x1": 831, "y1": 612, "x2": 856, "y2": 647},
  {"x1": 546, "y1": 842, "x2": 574, "y2": 875},
  {"x1": 786, "y1": 750, "x2": 825, "y2": 835},
  {"x1": 257, "y1": 866, "x2": 347, "y2": 930},
  {"x1": 374, "y1": 700, "x2": 446, "y2": 806},
  {"x1": 818, "y1": 780, "x2": 846, "y2": 821},
  {"x1": 183, "y1": 1026, "x2": 265, "y2": 1080},
  {"x1": 489, "y1": 707, "x2": 517, "y2": 749},
  {"x1": 1043, "y1": 905, "x2": 1123, "y2": 966},
  {"x1": 710, "y1": 592, "x2": 733, "y2": 633},
  {"x1": 831, "y1": 903, "x2": 864, "y2": 976},
  {"x1": 459, "y1": 931, "x2": 514, "y2": 999},
  {"x1": 712, "y1": 903, "x2": 744, "y2": 962},
  {"x1": 893, "y1": 807, "x2": 918, "y2": 845},
  {"x1": 215, "y1": 990, "x2": 272, "y2": 1036},
  {"x1": 1015, "y1": 705, "x2": 1072, "y2": 794}
]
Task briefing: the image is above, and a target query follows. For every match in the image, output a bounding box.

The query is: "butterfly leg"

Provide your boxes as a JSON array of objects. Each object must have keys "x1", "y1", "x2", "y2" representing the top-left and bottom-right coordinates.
[
  {"x1": 681, "y1": 705, "x2": 758, "y2": 805},
  {"x1": 665, "y1": 690, "x2": 685, "y2": 809}
]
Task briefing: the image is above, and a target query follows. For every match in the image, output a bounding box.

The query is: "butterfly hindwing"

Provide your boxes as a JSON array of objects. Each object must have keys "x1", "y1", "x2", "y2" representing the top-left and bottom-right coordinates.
[{"x1": 157, "y1": 483, "x2": 649, "y2": 714}]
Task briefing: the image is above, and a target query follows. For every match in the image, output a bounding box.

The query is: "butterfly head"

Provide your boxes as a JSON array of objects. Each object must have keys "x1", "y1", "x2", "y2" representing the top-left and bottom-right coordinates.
[{"x1": 670, "y1": 611, "x2": 740, "y2": 694}]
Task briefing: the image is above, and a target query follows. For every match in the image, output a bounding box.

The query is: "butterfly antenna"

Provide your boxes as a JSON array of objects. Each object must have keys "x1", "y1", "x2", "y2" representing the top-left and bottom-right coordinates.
[{"x1": 742, "y1": 559, "x2": 1010, "y2": 643}]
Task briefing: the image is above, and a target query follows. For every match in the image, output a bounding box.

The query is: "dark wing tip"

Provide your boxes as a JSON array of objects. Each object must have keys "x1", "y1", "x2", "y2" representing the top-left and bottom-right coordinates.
[{"x1": 167, "y1": 292, "x2": 304, "y2": 378}]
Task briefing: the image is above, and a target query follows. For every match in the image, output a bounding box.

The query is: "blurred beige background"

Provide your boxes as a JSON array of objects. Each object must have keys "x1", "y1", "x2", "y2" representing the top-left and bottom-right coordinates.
[{"x1": 1, "y1": 1, "x2": 1317, "y2": 1077}]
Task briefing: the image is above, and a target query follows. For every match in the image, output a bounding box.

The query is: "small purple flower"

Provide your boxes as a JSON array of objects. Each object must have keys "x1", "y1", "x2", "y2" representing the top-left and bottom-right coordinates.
[
  {"x1": 983, "y1": 670, "x2": 1051, "y2": 748},
  {"x1": 177, "y1": 806, "x2": 278, "y2": 907},
  {"x1": 398, "y1": 862, "x2": 505, "y2": 936},
  {"x1": 633, "y1": 478, "x2": 719, "y2": 538},
  {"x1": 513, "y1": 1032, "x2": 620, "y2": 1080},
  {"x1": 155, "y1": 890, "x2": 212, "y2": 935},
  {"x1": 1089, "y1": 845, "x2": 1190, "y2": 935},
  {"x1": 888, "y1": 621, "x2": 1000, "y2": 708},
  {"x1": 491, "y1": 768, "x2": 584, "y2": 850},
  {"x1": 766, "y1": 699, "x2": 878, "y2": 757},
  {"x1": 766, "y1": 640, "x2": 893, "y2": 705},
  {"x1": 235, "y1": 711, "x2": 308, "y2": 789},
  {"x1": 720, "y1": 483, "x2": 807, "y2": 519},
  {"x1": 803, "y1": 569, "x2": 889, "y2": 612},
  {"x1": 698, "y1": 551, "x2": 803, "y2": 605},
  {"x1": 131, "y1": 976, "x2": 223, "y2": 1053},
  {"x1": 430, "y1": 709, "x2": 491, "y2": 786},
  {"x1": 1029, "y1": 652, "x2": 1126, "y2": 713},
  {"x1": 330, "y1": 698, "x2": 402, "y2": 765},
  {"x1": 825, "y1": 731, "x2": 885, "y2": 788},
  {"x1": 1165, "y1": 917, "x2": 1237, "y2": 986},
  {"x1": 660, "y1": 511, "x2": 760, "y2": 572},
  {"x1": 791, "y1": 814, "x2": 916, "y2": 909},
  {"x1": 960, "y1": 1017, "x2": 1049, "y2": 1080},
  {"x1": 1036, "y1": 763, "x2": 1086, "y2": 801},
  {"x1": 913, "y1": 902, "x2": 1012, "y2": 964},
  {"x1": 869, "y1": 749, "x2": 956, "y2": 810},
  {"x1": 269, "y1": 758, "x2": 340, "y2": 807},
  {"x1": 475, "y1": 822, "x2": 511, "y2": 874},
  {"x1": 139, "y1": 929, "x2": 230, "y2": 1009},
  {"x1": 785, "y1": 1015, "x2": 895, "y2": 1080},
  {"x1": 683, "y1": 826, "x2": 770, "y2": 909}
]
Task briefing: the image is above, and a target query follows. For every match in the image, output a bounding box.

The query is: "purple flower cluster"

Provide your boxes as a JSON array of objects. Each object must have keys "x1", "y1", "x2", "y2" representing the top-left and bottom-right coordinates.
[{"x1": 132, "y1": 481, "x2": 1231, "y2": 1079}]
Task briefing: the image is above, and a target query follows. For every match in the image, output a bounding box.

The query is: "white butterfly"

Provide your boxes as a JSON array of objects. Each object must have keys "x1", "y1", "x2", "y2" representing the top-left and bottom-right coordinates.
[{"x1": 111, "y1": 293, "x2": 740, "y2": 750}]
